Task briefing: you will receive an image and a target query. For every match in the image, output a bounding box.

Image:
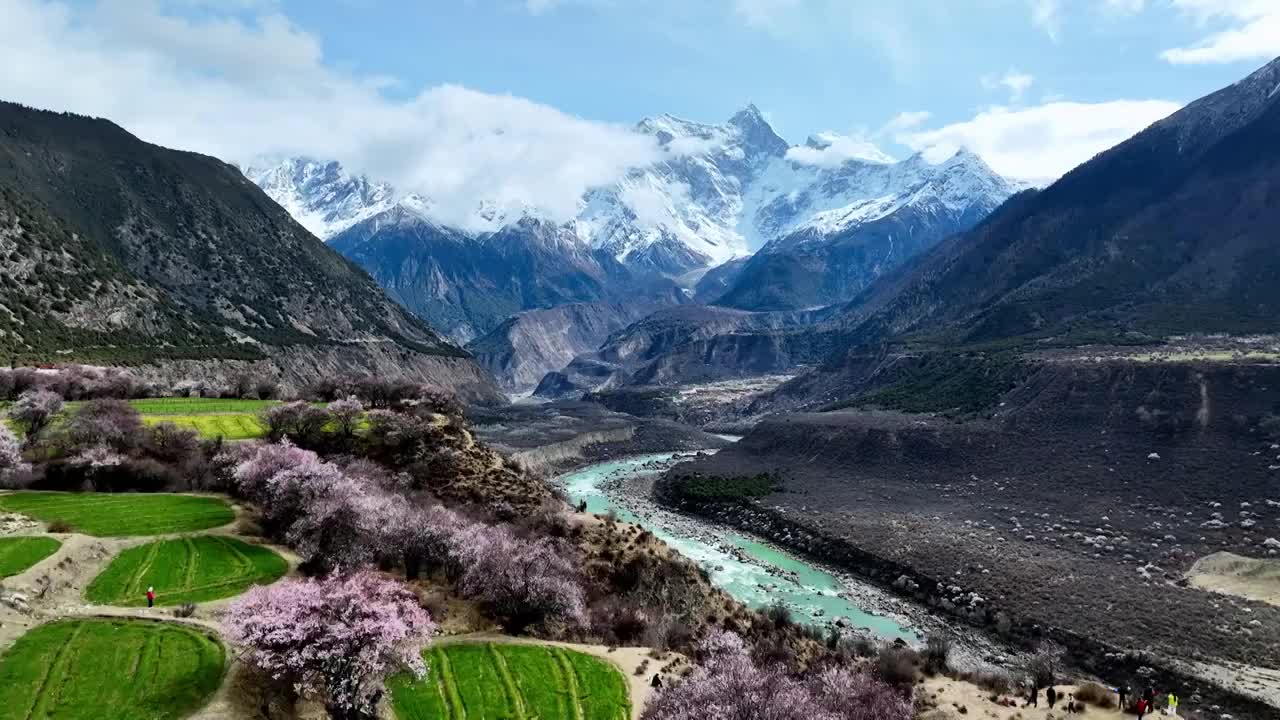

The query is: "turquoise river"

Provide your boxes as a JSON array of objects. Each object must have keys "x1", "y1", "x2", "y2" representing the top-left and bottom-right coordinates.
[{"x1": 558, "y1": 452, "x2": 918, "y2": 644}]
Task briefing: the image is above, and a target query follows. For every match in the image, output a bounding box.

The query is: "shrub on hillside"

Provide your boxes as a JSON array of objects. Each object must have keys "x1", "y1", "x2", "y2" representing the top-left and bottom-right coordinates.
[
  {"x1": 1075, "y1": 681, "x2": 1116, "y2": 707},
  {"x1": 643, "y1": 630, "x2": 910, "y2": 720},
  {"x1": 923, "y1": 634, "x2": 952, "y2": 675},
  {"x1": 225, "y1": 570, "x2": 434, "y2": 719},
  {"x1": 876, "y1": 646, "x2": 918, "y2": 687},
  {"x1": 1024, "y1": 646, "x2": 1062, "y2": 690}
]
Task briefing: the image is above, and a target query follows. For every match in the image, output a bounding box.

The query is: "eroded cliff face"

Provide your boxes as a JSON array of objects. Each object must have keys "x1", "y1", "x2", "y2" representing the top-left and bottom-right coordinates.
[
  {"x1": 131, "y1": 342, "x2": 505, "y2": 405},
  {"x1": 466, "y1": 302, "x2": 660, "y2": 393}
]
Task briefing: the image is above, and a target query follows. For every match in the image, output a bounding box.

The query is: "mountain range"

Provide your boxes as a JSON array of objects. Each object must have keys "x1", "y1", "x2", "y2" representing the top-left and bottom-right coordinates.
[{"x1": 247, "y1": 106, "x2": 1018, "y2": 389}]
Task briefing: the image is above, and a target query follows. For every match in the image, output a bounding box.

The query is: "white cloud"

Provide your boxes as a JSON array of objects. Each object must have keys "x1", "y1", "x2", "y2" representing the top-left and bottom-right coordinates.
[
  {"x1": 1031, "y1": 0, "x2": 1061, "y2": 40},
  {"x1": 896, "y1": 99, "x2": 1181, "y2": 181},
  {"x1": 1160, "y1": 0, "x2": 1280, "y2": 64},
  {"x1": 0, "y1": 0, "x2": 663, "y2": 230},
  {"x1": 983, "y1": 70, "x2": 1036, "y2": 102},
  {"x1": 786, "y1": 131, "x2": 895, "y2": 166},
  {"x1": 881, "y1": 111, "x2": 931, "y2": 133}
]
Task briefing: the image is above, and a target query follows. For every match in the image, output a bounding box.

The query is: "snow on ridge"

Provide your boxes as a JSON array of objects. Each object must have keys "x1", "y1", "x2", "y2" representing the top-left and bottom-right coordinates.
[{"x1": 247, "y1": 112, "x2": 1016, "y2": 272}]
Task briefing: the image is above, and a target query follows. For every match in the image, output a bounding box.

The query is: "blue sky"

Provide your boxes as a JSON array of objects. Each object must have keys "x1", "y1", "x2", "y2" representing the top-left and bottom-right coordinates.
[
  {"x1": 2, "y1": 0, "x2": 1277, "y2": 223},
  {"x1": 277, "y1": 0, "x2": 1259, "y2": 145}
]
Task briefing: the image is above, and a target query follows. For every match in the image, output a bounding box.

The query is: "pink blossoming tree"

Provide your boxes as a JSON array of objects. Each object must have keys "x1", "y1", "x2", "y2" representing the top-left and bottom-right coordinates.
[
  {"x1": 641, "y1": 631, "x2": 911, "y2": 720},
  {"x1": 8, "y1": 389, "x2": 63, "y2": 442},
  {"x1": 0, "y1": 424, "x2": 28, "y2": 483},
  {"x1": 456, "y1": 524, "x2": 587, "y2": 632},
  {"x1": 225, "y1": 570, "x2": 435, "y2": 720}
]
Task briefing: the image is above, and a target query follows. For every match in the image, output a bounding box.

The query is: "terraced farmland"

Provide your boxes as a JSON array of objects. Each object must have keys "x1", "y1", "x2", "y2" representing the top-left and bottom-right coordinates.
[
  {"x1": 142, "y1": 413, "x2": 266, "y2": 440},
  {"x1": 390, "y1": 642, "x2": 631, "y2": 720},
  {"x1": 0, "y1": 618, "x2": 225, "y2": 720},
  {"x1": 0, "y1": 536, "x2": 61, "y2": 578},
  {"x1": 0, "y1": 492, "x2": 235, "y2": 536},
  {"x1": 86, "y1": 536, "x2": 288, "y2": 606}
]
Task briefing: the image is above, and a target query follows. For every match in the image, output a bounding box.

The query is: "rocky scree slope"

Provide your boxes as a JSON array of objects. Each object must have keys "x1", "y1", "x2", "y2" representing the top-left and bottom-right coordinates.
[
  {"x1": 464, "y1": 302, "x2": 660, "y2": 393},
  {"x1": 0, "y1": 101, "x2": 501, "y2": 402}
]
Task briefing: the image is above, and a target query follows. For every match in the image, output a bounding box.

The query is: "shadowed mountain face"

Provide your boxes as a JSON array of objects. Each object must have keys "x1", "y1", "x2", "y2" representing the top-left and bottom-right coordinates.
[
  {"x1": 830, "y1": 56, "x2": 1280, "y2": 349},
  {"x1": 0, "y1": 101, "x2": 501, "y2": 401},
  {"x1": 331, "y1": 211, "x2": 687, "y2": 346}
]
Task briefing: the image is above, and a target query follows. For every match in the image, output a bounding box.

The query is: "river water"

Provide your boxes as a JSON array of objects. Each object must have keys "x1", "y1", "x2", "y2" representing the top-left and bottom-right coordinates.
[{"x1": 558, "y1": 452, "x2": 918, "y2": 644}]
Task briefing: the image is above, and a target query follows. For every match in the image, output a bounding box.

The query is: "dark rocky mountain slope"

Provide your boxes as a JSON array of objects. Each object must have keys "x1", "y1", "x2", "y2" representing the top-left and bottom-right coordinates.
[
  {"x1": 832, "y1": 56, "x2": 1280, "y2": 349},
  {"x1": 0, "y1": 101, "x2": 501, "y2": 401}
]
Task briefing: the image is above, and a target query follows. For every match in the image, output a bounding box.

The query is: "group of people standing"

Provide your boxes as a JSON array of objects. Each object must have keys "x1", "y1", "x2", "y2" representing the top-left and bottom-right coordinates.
[
  {"x1": 1025, "y1": 681, "x2": 1180, "y2": 716},
  {"x1": 1119, "y1": 683, "x2": 1179, "y2": 718}
]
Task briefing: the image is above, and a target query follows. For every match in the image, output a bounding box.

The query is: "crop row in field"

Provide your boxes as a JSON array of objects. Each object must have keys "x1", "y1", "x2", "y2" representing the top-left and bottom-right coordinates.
[
  {"x1": 0, "y1": 492, "x2": 235, "y2": 537},
  {"x1": 0, "y1": 618, "x2": 225, "y2": 720},
  {"x1": 0, "y1": 536, "x2": 61, "y2": 578},
  {"x1": 390, "y1": 642, "x2": 631, "y2": 720},
  {"x1": 86, "y1": 535, "x2": 288, "y2": 607}
]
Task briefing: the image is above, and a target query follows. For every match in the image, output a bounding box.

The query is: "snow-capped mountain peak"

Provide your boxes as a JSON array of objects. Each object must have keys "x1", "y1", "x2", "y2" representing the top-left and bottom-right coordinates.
[
  {"x1": 242, "y1": 157, "x2": 395, "y2": 239},
  {"x1": 247, "y1": 107, "x2": 1018, "y2": 283}
]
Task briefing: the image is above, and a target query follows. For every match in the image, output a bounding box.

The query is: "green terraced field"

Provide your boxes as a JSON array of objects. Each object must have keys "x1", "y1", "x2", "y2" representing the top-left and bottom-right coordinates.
[
  {"x1": 142, "y1": 413, "x2": 266, "y2": 440},
  {"x1": 390, "y1": 642, "x2": 631, "y2": 720},
  {"x1": 134, "y1": 398, "x2": 273, "y2": 440},
  {"x1": 126, "y1": 398, "x2": 280, "y2": 415},
  {"x1": 0, "y1": 492, "x2": 235, "y2": 536},
  {"x1": 0, "y1": 537, "x2": 61, "y2": 578},
  {"x1": 0, "y1": 618, "x2": 225, "y2": 720},
  {"x1": 86, "y1": 536, "x2": 287, "y2": 606}
]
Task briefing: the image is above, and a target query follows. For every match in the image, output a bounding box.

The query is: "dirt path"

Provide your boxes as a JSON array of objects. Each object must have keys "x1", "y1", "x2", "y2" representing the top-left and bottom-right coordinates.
[{"x1": 919, "y1": 676, "x2": 1168, "y2": 719}]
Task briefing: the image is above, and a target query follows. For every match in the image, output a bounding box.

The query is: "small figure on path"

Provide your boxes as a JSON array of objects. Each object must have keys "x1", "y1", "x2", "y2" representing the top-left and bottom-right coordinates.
[
  {"x1": 1137, "y1": 698, "x2": 1148, "y2": 720},
  {"x1": 1047, "y1": 686, "x2": 1058, "y2": 708},
  {"x1": 1119, "y1": 683, "x2": 1131, "y2": 711},
  {"x1": 1166, "y1": 692, "x2": 1178, "y2": 716},
  {"x1": 1027, "y1": 683, "x2": 1038, "y2": 707},
  {"x1": 146, "y1": 586, "x2": 155, "y2": 608}
]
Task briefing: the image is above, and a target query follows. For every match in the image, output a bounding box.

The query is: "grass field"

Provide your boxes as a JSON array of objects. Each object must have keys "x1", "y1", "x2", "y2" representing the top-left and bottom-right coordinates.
[
  {"x1": 390, "y1": 642, "x2": 631, "y2": 720},
  {"x1": 141, "y1": 413, "x2": 266, "y2": 440},
  {"x1": 3, "y1": 398, "x2": 276, "y2": 440},
  {"x1": 0, "y1": 618, "x2": 225, "y2": 720},
  {"x1": 86, "y1": 536, "x2": 288, "y2": 606},
  {"x1": 0, "y1": 536, "x2": 61, "y2": 578},
  {"x1": 0, "y1": 492, "x2": 235, "y2": 536}
]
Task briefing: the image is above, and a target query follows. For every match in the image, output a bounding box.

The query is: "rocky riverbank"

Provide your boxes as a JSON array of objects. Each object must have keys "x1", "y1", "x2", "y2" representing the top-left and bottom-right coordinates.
[{"x1": 560, "y1": 451, "x2": 1020, "y2": 670}]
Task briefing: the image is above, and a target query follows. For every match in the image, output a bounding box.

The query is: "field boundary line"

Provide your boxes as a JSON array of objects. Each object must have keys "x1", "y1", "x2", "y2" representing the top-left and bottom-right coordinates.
[
  {"x1": 487, "y1": 643, "x2": 527, "y2": 720},
  {"x1": 552, "y1": 648, "x2": 585, "y2": 720},
  {"x1": 22, "y1": 622, "x2": 84, "y2": 720},
  {"x1": 437, "y1": 647, "x2": 467, "y2": 719},
  {"x1": 127, "y1": 541, "x2": 163, "y2": 600},
  {"x1": 182, "y1": 537, "x2": 199, "y2": 590}
]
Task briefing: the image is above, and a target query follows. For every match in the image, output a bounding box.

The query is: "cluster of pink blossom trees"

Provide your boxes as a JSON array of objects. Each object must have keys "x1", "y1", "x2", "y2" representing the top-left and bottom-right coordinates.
[
  {"x1": 0, "y1": 424, "x2": 28, "y2": 482},
  {"x1": 641, "y1": 631, "x2": 911, "y2": 720},
  {"x1": 225, "y1": 570, "x2": 434, "y2": 720},
  {"x1": 232, "y1": 441, "x2": 586, "y2": 632}
]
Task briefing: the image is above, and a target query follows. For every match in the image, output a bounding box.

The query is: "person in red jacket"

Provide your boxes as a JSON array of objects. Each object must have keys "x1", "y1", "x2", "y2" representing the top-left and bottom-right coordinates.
[{"x1": 146, "y1": 586, "x2": 155, "y2": 608}]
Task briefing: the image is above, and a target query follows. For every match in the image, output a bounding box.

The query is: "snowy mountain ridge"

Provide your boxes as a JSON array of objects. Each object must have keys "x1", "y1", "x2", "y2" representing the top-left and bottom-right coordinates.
[{"x1": 245, "y1": 105, "x2": 1018, "y2": 277}]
